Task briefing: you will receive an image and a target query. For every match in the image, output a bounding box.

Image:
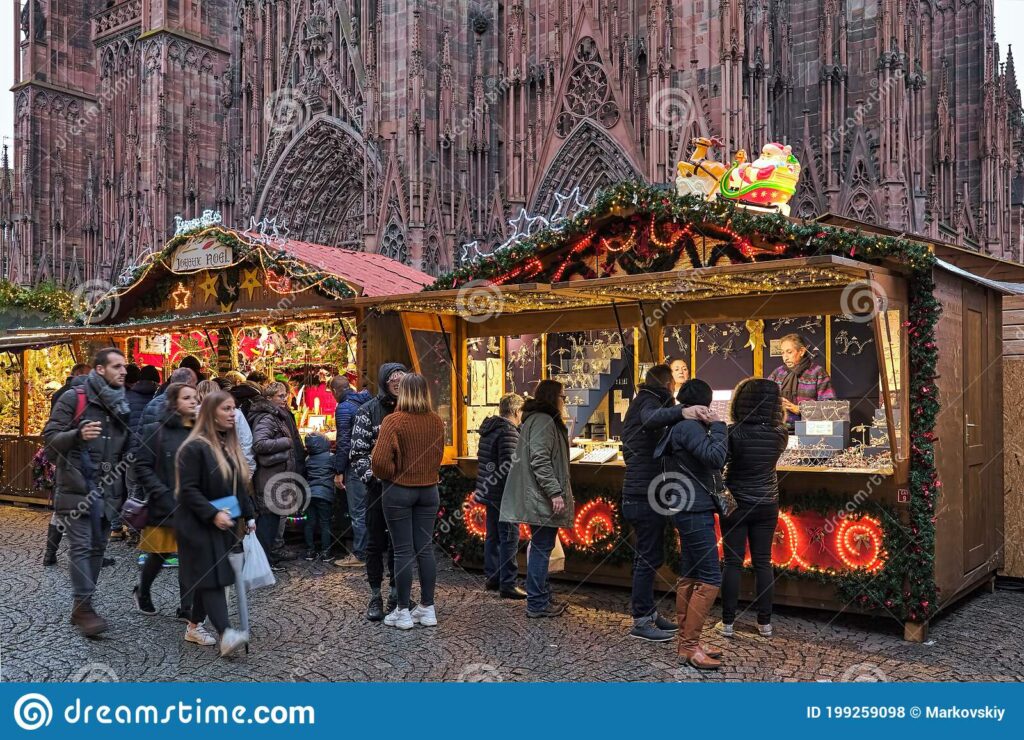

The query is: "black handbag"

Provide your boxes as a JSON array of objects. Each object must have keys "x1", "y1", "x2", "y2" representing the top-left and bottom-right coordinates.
[{"x1": 710, "y1": 470, "x2": 738, "y2": 518}]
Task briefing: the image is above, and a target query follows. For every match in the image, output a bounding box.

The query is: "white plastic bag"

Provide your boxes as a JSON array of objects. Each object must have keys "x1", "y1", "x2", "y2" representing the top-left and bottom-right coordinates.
[
  {"x1": 241, "y1": 532, "x2": 276, "y2": 590},
  {"x1": 526, "y1": 533, "x2": 565, "y2": 574}
]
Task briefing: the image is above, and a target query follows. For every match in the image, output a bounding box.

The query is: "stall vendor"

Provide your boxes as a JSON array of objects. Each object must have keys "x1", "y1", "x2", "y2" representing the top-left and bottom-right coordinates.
[
  {"x1": 768, "y1": 333, "x2": 834, "y2": 421},
  {"x1": 302, "y1": 368, "x2": 338, "y2": 416},
  {"x1": 669, "y1": 358, "x2": 690, "y2": 387}
]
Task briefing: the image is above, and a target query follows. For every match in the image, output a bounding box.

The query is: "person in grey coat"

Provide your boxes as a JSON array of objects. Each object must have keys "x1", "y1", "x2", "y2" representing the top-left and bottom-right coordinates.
[
  {"x1": 500, "y1": 380, "x2": 575, "y2": 619},
  {"x1": 43, "y1": 348, "x2": 132, "y2": 637}
]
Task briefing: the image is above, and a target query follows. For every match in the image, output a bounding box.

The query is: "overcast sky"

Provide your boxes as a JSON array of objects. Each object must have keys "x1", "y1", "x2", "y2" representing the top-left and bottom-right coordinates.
[{"x1": 1, "y1": 2, "x2": 1024, "y2": 159}]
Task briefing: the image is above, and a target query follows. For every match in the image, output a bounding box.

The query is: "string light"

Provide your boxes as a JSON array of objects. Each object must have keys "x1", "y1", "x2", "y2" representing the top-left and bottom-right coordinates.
[
  {"x1": 171, "y1": 282, "x2": 192, "y2": 310},
  {"x1": 570, "y1": 498, "x2": 619, "y2": 551},
  {"x1": 461, "y1": 494, "x2": 488, "y2": 539},
  {"x1": 835, "y1": 515, "x2": 885, "y2": 572}
]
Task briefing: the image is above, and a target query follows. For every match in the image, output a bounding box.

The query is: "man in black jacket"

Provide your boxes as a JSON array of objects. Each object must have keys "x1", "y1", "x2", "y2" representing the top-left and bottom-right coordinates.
[
  {"x1": 43, "y1": 348, "x2": 132, "y2": 637},
  {"x1": 43, "y1": 364, "x2": 90, "y2": 565},
  {"x1": 620, "y1": 364, "x2": 709, "y2": 642},
  {"x1": 474, "y1": 392, "x2": 526, "y2": 599},
  {"x1": 349, "y1": 361, "x2": 407, "y2": 621}
]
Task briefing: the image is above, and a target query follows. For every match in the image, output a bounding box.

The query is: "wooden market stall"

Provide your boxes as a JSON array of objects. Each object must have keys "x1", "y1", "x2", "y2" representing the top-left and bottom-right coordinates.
[
  {"x1": 0, "y1": 219, "x2": 431, "y2": 503},
  {"x1": 363, "y1": 182, "x2": 1006, "y2": 640}
]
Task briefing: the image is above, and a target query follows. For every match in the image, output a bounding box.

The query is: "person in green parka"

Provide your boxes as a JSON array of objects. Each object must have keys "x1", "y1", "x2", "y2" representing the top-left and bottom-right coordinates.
[{"x1": 500, "y1": 379, "x2": 575, "y2": 618}]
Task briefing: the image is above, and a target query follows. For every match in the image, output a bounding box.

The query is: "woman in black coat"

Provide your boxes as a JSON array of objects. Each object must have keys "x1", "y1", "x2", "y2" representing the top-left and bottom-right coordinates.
[
  {"x1": 175, "y1": 390, "x2": 256, "y2": 658},
  {"x1": 719, "y1": 378, "x2": 788, "y2": 639},
  {"x1": 132, "y1": 383, "x2": 198, "y2": 626},
  {"x1": 655, "y1": 379, "x2": 727, "y2": 670},
  {"x1": 248, "y1": 382, "x2": 305, "y2": 558}
]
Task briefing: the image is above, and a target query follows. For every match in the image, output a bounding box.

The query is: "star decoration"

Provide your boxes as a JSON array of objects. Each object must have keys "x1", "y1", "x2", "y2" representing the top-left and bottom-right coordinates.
[
  {"x1": 459, "y1": 241, "x2": 481, "y2": 264},
  {"x1": 198, "y1": 271, "x2": 218, "y2": 301},
  {"x1": 171, "y1": 281, "x2": 192, "y2": 310},
  {"x1": 240, "y1": 268, "x2": 261, "y2": 300}
]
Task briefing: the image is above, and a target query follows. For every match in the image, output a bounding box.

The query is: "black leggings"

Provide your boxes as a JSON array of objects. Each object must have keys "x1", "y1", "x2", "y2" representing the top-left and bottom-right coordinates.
[
  {"x1": 139, "y1": 553, "x2": 189, "y2": 612},
  {"x1": 365, "y1": 481, "x2": 395, "y2": 589},
  {"x1": 191, "y1": 587, "x2": 230, "y2": 634}
]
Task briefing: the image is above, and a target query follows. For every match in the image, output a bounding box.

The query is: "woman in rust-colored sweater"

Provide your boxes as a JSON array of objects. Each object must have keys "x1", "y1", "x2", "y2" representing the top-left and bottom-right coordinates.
[{"x1": 370, "y1": 373, "x2": 444, "y2": 629}]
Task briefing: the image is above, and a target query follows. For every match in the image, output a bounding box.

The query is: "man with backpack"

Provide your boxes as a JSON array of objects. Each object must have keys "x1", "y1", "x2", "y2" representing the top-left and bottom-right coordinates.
[{"x1": 43, "y1": 348, "x2": 132, "y2": 637}]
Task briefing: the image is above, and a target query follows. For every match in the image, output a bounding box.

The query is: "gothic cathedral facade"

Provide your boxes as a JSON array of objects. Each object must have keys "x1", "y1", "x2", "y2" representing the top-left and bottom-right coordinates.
[{"x1": 2, "y1": 1, "x2": 1022, "y2": 285}]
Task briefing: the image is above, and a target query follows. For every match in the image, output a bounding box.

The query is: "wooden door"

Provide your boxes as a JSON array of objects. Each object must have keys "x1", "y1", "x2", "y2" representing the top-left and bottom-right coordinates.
[{"x1": 963, "y1": 287, "x2": 987, "y2": 573}]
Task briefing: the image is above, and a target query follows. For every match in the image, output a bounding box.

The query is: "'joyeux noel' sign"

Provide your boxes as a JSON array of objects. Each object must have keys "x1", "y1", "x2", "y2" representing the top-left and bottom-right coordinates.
[{"x1": 172, "y1": 236, "x2": 233, "y2": 273}]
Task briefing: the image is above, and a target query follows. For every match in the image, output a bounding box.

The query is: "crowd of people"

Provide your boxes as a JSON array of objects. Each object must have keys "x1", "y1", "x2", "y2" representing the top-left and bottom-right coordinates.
[{"x1": 42, "y1": 339, "x2": 799, "y2": 670}]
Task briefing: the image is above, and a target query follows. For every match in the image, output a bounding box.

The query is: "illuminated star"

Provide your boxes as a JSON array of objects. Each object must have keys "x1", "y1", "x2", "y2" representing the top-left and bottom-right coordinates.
[
  {"x1": 459, "y1": 241, "x2": 480, "y2": 264},
  {"x1": 240, "y1": 268, "x2": 261, "y2": 300},
  {"x1": 507, "y1": 209, "x2": 533, "y2": 238},
  {"x1": 198, "y1": 271, "x2": 218, "y2": 301},
  {"x1": 171, "y1": 281, "x2": 192, "y2": 310}
]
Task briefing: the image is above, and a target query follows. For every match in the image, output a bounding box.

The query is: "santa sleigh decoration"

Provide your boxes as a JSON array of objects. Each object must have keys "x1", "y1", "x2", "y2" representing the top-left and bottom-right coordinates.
[{"x1": 676, "y1": 139, "x2": 801, "y2": 217}]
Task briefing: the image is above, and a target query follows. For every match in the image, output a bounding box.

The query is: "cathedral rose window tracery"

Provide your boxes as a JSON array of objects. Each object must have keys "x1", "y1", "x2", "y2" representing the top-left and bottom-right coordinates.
[{"x1": 556, "y1": 37, "x2": 619, "y2": 138}]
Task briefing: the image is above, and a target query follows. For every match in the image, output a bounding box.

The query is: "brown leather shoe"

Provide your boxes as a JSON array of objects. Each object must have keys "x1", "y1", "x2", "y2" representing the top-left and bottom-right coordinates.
[
  {"x1": 677, "y1": 582, "x2": 722, "y2": 670},
  {"x1": 71, "y1": 598, "x2": 109, "y2": 638}
]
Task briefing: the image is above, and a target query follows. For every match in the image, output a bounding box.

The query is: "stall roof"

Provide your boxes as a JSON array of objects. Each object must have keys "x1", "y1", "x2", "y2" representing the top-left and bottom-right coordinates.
[
  {"x1": 365, "y1": 255, "x2": 895, "y2": 318},
  {"x1": 278, "y1": 238, "x2": 434, "y2": 297},
  {"x1": 0, "y1": 334, "x2": 70, "y2": 352},
  {"x1": 815, "y1": 213, "x2": 1024, "y2": 283},
  {"x1": 934, "y1": 258, "x2": 1024, "y2": 294}
]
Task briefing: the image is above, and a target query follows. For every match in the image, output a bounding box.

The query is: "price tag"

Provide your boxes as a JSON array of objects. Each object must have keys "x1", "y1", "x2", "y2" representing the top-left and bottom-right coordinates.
[
  {"x1": 804, "y1": 420, "x2": 834, "y2": 436},
  {"x1": 897, "y1": 488, "x2": 910, "y2": 503}
]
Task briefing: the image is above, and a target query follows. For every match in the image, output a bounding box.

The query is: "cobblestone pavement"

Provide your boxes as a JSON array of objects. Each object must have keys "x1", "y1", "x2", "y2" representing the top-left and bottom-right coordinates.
[{"x1": 2, "y1": 506, "x2": 1022, "y2": 682}]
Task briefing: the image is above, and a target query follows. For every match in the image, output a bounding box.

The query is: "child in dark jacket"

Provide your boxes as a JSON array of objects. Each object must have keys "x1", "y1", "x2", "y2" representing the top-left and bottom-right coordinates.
[
  {"x1": 474, "y1": 393, "x2": 526, "y2": 598},
  {"x1": 303, "y1": 433, "x2": 336, "y2": 561}
]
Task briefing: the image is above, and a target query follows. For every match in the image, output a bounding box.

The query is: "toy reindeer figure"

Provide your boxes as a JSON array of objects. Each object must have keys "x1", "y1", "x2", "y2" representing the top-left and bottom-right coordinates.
[{"x1": 676, "y1": 136, "x2": 729, "y2": 198}]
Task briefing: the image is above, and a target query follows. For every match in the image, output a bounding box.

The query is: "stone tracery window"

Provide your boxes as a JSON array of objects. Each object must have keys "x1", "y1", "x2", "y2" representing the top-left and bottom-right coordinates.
[
  {"x1": 556, "y1": 36, "x2": 619, "y2": 137},
  {"x1": 380, "y1": 220, "x2": 408, "y2": 264}
]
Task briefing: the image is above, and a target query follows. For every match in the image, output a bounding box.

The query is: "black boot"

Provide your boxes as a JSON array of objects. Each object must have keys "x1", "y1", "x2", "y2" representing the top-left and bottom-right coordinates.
[
  {"x1": 366, "y1": 588, "x2": 384, "y2": 622},
  {"x1": 43, "y1": 524, "x2": 62, "y2": 566}
]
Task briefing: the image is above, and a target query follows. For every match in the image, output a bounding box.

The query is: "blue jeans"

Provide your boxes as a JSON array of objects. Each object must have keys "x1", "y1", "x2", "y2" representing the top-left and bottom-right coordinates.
[
  {"x1": 484, "y1": 500, "x2": 520, "y2": 589},
  {"x1": 256, "y1": 512, "x2": 281, "y2": 556},
  {"x1": 525, "y1": 525, "x2": 558, "y2": 612},
  {"x1": 344, "y1": 474, "x2": 368, "y2": 559},
  {"x1": 622, "y1": 498, "x2": 669, "y2": 619},
  {"x1": 672, "y1": 510, "x2": 722, "y2": 586},
  {"x1": 304, "y1": 498, "x2": 333, "y2": 552}
]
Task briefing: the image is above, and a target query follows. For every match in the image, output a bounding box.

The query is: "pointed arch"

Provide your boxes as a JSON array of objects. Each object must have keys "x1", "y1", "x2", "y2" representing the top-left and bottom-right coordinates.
[
  {"x1": 530, "y1": 119, "x2": 643, "y2": 216},
  {"x1": 255, "y1": 116, "x2": 380, "y2": 246}
]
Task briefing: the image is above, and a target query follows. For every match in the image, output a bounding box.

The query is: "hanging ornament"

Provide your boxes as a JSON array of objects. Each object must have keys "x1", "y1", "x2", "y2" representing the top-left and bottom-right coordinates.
[{"x1": 171, "y1": 281, "x2": 192, "y2": 310}]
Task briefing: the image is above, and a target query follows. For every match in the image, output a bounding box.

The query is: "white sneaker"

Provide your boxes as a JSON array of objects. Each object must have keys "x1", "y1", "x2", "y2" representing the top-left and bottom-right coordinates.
[
  {"x1": 219, "y1": 628, "x2": 250, "y2": 657},
  {"x1": 184, "y1": 623, "x2": 217, "y2": 646},
  {"x1": 757, "y1": 623, "x2": 773, "y2": 637},
  {"x1": 383, "y1": 607, "x2": 415, "y2": 629},
  {"x1": 715, "y1": 621, "x2": 735, "y2": 638},
  {"x1": 410, "y1": 604, "x2": 437, "y2": 627}
]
